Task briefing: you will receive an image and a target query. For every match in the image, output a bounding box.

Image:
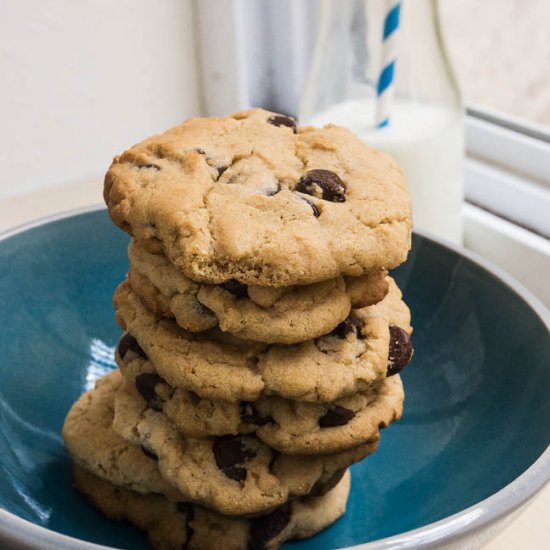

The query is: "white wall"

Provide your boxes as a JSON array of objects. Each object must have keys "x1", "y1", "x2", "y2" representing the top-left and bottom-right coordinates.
[
  {"x1": 0, "y1": 0, "x2": 200, "y2": 200},
  {"x1": 195, "y1": 0, "x2": 319, "y2": 117}
]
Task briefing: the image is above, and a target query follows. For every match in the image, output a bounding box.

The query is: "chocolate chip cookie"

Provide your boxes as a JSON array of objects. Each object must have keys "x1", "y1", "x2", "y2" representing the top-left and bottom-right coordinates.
[
  {"x1": 112, "y1": 373, "x2": 377, "y2": 516},
  {"x1": 64, "y1": 371, "x2": 351, "y2": 509},
  {"x1": 62, "y1": 369, "x2": 181, "y2": 500},
  {"x1": 113, "y1": 277, "x2": 411, "y2": 403},
  {"x1": 104, "y1": 109, "x2": 411, "y2": 286},
  {"x1": 74, "y1": 464, "x2": 350, "y2": 550},
  {"x1": 117, "y1": 352, "x2": 405, "y2": 454},
  {"x1": 128, "y1": 240, "x2": 387, "y2": 344}
]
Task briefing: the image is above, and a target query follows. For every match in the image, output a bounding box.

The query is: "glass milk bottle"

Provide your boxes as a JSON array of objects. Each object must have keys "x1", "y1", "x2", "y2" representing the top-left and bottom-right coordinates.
[{"x1": 299, "y1": 0, "x2": 464, "y2": 243}]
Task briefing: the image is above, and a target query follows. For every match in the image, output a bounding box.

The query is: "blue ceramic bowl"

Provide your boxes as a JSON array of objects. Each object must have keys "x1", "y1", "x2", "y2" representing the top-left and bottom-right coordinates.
[{"x1": 0, "y1": 206, "x2": 549, "y2": 550}]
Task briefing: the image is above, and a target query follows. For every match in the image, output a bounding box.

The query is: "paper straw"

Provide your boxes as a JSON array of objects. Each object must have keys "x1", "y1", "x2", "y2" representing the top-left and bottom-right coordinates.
[{"x1": 375, "y1": 0, "x2": 402, "y2": 128}]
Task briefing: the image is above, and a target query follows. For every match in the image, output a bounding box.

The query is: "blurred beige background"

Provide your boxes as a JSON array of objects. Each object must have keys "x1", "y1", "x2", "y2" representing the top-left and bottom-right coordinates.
[{"x1": 440, "y1": 0, "x2": 550, "y2": 127}]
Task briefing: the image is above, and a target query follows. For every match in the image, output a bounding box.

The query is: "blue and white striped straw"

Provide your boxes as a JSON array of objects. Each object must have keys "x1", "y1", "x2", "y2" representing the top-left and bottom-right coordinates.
[{"x1": 376, "y1": 0, "x2": 402, "y2": 128}]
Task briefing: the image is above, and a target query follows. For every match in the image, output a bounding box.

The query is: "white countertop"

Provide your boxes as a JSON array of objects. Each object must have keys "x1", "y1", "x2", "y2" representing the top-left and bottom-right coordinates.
[{"x1": 1, "y1": 181, "x2": 548, "y2": 550}]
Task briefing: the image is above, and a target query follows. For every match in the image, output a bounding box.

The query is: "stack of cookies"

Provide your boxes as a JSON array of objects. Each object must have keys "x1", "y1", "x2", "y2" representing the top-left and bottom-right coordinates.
[{"x1": 63, "y1": 109, "x2": 413, "y2": 550}]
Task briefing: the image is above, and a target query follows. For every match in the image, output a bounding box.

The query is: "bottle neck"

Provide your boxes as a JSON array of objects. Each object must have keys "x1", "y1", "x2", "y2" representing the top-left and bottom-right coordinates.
[{"x1": 299, "y1": 0, "x2": 462, "y2": 125}]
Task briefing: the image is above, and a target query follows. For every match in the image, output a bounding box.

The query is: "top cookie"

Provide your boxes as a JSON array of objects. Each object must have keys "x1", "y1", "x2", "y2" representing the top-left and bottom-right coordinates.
[{"x1": 104, "y1": 109, "x2": 412, "y2": 286}]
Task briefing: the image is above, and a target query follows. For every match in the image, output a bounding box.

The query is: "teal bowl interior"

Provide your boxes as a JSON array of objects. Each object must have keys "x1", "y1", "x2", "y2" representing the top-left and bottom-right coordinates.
[{"x1": 0, "y1": 208, "x2": 549, "y2": 549}]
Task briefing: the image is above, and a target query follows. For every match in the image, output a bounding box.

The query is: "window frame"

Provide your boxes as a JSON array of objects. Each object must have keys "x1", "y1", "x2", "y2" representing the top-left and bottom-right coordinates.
[{"x1": 463, "y1": 111, "x2": 550, "y2": 307}]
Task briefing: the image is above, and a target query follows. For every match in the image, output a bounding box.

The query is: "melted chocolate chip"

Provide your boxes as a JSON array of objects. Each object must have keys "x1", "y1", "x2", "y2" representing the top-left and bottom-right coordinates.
[
  {"x1": 221, "y1": 279, "x2": 248, "y2": 298},
  {"x1": 213, "y1": 435, "x2": 256, "y2": 482},
  {"x1": 177, "y1": 502, "x2": 194, "y2": 549},
  {"x1": 240, "y1": 402, "x2": 273, "y2": 426},
  {"x1": 267, "y1": 115, "x2": 297, "y2": 133},
  {"x1": 248, "y1": 504, "x2": 291, "y2": 550},
  {"x1": 308, "y1": 468, "x2": 346, "y2": 497},
  {"x1": 331, "y1": 315, "x2": 363, "y2": 339},
  {"x1": 135, "y1": 163, "x2": 160, "y2": 171},
  {"x1": 295, "y1": 169, "x2": 346, "y2": 202},
  {"x1": 299, "y1": 196, "x2": 320, "y2": 217},
  {"x1": 117, "y1": 333, "x2": 147, "y2": 360},
  {"x1": 387, "y1": 325, "x2": 413, "y2": 376},
  {"x1": 135, "y1": 373, "x2": 165, "y2": 411},
  {"x1": 319, "y1": 405, "x2": 356, "y2": 428},
  {"x1": 140, "y1": 445, "x2": 158, "y2": 460}
]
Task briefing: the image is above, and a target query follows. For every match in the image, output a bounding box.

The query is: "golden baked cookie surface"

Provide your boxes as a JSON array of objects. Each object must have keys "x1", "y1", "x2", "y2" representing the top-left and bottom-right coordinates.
[{"x1": 104, "y1": 109, "x2": 412, "y2": 286}]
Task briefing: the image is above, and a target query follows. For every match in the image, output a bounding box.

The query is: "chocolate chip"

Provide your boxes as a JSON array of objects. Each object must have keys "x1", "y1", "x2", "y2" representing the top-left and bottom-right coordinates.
[
  {"x1": 308, "y1": 468, "x2": 346, "y2": 496},
  {"x1": 135, "y1": 373, "x2": 165, "y2": 411},
  {"x1": 331, "y1": 315, "x2": 363, "y2": 339},
  {"x1": 216, "y1": 165, "x2": 228, "y2": 178},
  {"x1": 387, "y1": 325, "x2": 413, "y2": 376},
  {"x1": 240, "y1": 402, "x2": 273, "y2": 426},
  {"x1": 117, "y1": 333, "x2": 147, "y2": 360},
  {"x1": 140, "y1": 445, "x2": 158, "y2": 460},
  {"x1": 296, "y1": 169, "x2": 346, "y2": 202},
  {"x1": 299, "y1": 196, "x2": 320, "y2": 217},
  {"x1": 213, "y1": 435, "x2": 256, "y2": 482},
  {"x1": 177, "y1": 502, "x2": 194, "y2": 550},
  {"x1": 135, "y1": 163, "x2": 160, "y2": 171},
  {"x1": 248, "y1": 504, "x2": 291, "y2": 550},
  {"x1": 221, "y1": 279, "x2": 248, "y2": 298},
  {"x1": 267, "y1": 115, "x2": 297, "y2": 133},
  {"x1": 319, "y1": 405, "x2": 356, "y2": 427}
]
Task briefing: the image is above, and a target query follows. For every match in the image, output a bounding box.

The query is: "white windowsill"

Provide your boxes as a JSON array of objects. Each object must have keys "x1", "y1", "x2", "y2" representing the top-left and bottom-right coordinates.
[{"x1": 463, "y1": 203, "x2": 550, "y2": 308}]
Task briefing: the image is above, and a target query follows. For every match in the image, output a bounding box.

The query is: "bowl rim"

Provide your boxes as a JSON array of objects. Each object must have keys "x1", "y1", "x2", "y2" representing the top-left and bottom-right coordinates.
[{"x1": 0, "y1": 204, "x2": 548, "y2": 550}]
